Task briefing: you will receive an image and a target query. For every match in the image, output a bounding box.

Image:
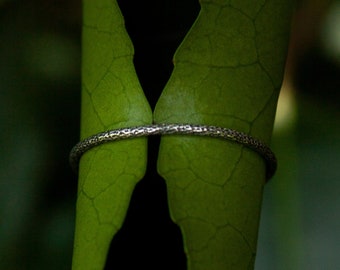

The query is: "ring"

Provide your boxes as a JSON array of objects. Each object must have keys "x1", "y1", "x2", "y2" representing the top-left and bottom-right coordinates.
[{"x1": 69, "y1": 124, "x2": 277, "y2": 181}]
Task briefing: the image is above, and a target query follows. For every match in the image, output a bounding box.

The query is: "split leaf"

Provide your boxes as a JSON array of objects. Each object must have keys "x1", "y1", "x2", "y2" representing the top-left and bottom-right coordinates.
[
  {"x1": 72, "y1": 1, "x2": 152, "y2": 269},
  {"x1": 154, "y1": 0, "x2": 293, "y2": 269}
]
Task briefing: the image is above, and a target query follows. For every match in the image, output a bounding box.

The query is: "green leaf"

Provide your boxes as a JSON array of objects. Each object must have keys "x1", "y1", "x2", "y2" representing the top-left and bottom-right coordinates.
[
  {"x1": 154, "y1": 0, "x2": 293, "y2": 269},
  {"x1": 72, "y1": 1, "x2": 152, "y2": 269}
]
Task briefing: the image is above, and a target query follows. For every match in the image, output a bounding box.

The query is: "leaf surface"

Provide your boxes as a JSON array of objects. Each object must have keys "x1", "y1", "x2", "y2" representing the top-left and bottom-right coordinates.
[
  {"x1": 154, "y1": 0, "x2": 293, "y2": 269},
  {"x1": 72, "y1": 1, "x2": 152, "y2": 269}
]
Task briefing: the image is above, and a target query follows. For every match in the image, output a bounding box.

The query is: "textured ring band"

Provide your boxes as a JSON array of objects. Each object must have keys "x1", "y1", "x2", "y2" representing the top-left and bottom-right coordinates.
[{"x1": 69, "y1": 124, "x2": 277, "y2": 181}]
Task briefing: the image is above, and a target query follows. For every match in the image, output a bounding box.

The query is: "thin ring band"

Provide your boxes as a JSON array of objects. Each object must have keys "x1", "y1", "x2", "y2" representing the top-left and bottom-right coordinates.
[{"x1": 69, "y1": 124, "x2": 277, "y2": 181}]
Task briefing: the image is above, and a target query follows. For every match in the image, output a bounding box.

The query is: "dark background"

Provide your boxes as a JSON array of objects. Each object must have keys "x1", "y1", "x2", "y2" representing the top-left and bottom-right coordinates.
[{"x1": 0, "y1": 0, "x2": 339, "y2": 269}]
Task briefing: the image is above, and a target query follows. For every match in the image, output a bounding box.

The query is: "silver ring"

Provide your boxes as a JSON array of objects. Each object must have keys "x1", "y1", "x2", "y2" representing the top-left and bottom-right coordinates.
[{"x1": 69, "y1": 124, "x2": 277, "y2": 181}]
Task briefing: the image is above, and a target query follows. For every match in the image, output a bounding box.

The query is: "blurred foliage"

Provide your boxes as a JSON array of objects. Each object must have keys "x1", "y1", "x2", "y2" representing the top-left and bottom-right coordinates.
[{"x1": 0, "y1": 0, "x2": 80, "y2": 269}]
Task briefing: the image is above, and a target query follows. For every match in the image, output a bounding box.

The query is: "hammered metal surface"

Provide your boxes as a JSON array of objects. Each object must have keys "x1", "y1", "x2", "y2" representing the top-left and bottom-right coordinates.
[{"x1": 69, "y1": 124, "x2": 277, "y2": 181}]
